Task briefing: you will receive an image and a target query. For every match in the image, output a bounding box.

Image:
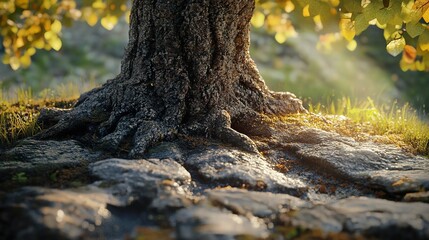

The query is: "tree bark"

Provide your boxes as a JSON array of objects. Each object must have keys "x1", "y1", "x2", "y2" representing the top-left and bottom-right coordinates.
[{"x1": 37, "y1": 0, "x2": 305, "y2": 157}]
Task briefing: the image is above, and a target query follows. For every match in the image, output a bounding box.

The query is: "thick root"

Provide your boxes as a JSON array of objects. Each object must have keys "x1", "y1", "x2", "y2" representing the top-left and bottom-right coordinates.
[
  {"x1": 182, "y1": 110, "x2": 260, "y2": 154},
  {"x1": 129, "y1": 121, "x2": 176, "y2": 158}
]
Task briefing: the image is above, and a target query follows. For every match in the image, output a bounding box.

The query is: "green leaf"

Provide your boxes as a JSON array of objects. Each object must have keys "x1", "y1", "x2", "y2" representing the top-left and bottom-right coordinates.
[
  {"x1": 419, "y1": 31, "x2": 429, "y2": 51},
  {"x1": 342, "y1": 0, "x2": 363, "y2": 13},
  {"x1": 376, "y1": 8, "x2": 395, "y2": 25},
  {"x1": 406, "y1": 22, "x2": 425, "y2": 38},
  {"x1": 354, "y1": 14, "x2": 369, "y2": 35}
]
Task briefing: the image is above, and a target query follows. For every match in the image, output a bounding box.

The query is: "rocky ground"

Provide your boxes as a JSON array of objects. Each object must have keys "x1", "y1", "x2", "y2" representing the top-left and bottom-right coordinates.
[{"x1": 0, "y1": 120, "x2": 428, "y2": 240}]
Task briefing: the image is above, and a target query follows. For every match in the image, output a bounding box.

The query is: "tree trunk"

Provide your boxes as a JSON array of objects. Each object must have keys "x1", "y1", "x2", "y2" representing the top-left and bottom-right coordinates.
[{"x1": 37, "y1": 0, "x2": 305, "y2": 157}]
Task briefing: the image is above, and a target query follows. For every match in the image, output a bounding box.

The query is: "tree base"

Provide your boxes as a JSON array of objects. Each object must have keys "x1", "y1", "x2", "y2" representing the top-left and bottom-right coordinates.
[{"x1": 35, "y1": 80, "x2": 305, "y2": 158}]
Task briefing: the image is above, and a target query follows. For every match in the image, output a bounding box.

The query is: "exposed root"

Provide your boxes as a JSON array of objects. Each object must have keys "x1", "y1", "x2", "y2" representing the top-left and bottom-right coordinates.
[
  {"x1": 129, "y1": 121, "x2": 177, "y2": 158},
  {"x1": 182, "y1": 110, "x2": 260, "y2": 154}
]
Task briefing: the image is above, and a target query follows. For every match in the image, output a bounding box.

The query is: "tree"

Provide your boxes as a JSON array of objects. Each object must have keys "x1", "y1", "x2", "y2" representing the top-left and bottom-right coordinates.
[
  {"x1": 35, "y1": 0, "x2": 306, "y2": 158},
  {"x1": 2, "y1": 0, "x2": 429, "y2": 157}
]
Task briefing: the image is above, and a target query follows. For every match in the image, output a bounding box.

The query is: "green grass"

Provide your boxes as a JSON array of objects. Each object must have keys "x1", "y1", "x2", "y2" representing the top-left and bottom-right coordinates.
[
  {"x1": 302, "y1": 97, "x2": 429, "y2": 156},
  {"x1": 0, "y1": 86, "x2": 81, "y2": 146},
  {"x1": 1, "y1": 88, "x2": 428, "y2": 157}
]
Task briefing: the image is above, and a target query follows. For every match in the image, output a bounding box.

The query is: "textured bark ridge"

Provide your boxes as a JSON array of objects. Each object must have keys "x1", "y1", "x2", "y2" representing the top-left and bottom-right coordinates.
[{"x1": 36, "y1": 0, "x2": 305, "y2": 157}]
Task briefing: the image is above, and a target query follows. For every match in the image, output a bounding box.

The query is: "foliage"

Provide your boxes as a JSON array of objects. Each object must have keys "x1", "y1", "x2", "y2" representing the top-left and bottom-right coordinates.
[
  {"x1": 1, "y1": 0, "x2": 429, "y2": 71},
  {"x1": 0, "y1": 0, "x2": 129, "y2": 70},
  {"x1": 253, "y1": 0, "x2": 429, "y2": 71}
]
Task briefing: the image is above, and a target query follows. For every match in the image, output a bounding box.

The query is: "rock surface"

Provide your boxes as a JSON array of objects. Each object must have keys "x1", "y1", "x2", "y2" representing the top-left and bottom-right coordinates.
[
  {"x1": 0, "y1": 139, "x2": 101, "y2": 181},
  {"x1": 173, "y1": 206, "x2": 268, "y2": 239},
  {"x1": 290, "y1": 197, "x2": 429, "y2": 239},
  {"x1": 185, "y1": 147, "x2": 306, "y2": 193},
  {"x1": 1, "y1": 125, "x2": 429, "y2": 240},
  {"x1": 274, "y1": 126, "x2": 429, "y2": 193},
  {"x1": 90, "y1": 158, "x2": 193, "y2": 208}
]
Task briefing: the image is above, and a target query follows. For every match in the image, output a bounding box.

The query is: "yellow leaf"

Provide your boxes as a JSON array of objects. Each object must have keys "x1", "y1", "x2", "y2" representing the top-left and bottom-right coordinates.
[
  {"x1": 386, "y1": 36, "x2": 406, "y2": 56},
  {"x1": 416, "y1": 61, "x2": 426, "y2": 71},
  {"x1": 27, "y1": 47, "x2": 36, "y2": 56},
  {"x1": 329, "y1": 0, "x2": 340, "y2": 7},
  {"x1": 101, "y1": 15, "x2": 118, "y2": 30},
  {"x1": 19, "y1": 54, "x2": 31, "y2": 68},
  {"x1": 28, "y1": 25, "x2": 41, "y2": 34},
  {"x1": 16, "y1": 37, "x2": 24, "y2": 48},
  {"x1": 339, "y1": 18, "x2": 355, "y2": 41},
  {"x1": 48, "y1": 37, "x2": 62, "y2": 51},
  {"x1": 33, "y1": 39, "x2": 45, "y2": 49},
  {"x1": 92, "y1": 1, "x2": 106, "y2": 9},
  {"x1": 44, "y1": 31, "x2": 55, "y2": 40},
  {"x1": 266, "y1": 14, "x2": 282, "y2": 32},
  {"x1": 251, "y1": 10, "x2": 265, "y2": 28},
  {"x1": 10, "y1": 56, "x2": 20, "y2": 70},
  {"x1": 51, "y1": 20, "x2": 62, "y2": 33},
  {"x1": 275, "y1": 32, "x2": 288, "y2": 44},
  {"x1": 303, "y1": 5, "x2": 310, "y2": 17},
  {"x1": 86, "y1": 12, "x2": 98, "y2": 26},
  {"x1": 347, "y1": 40, "x2": 357, "y2": 51},
  {"x1": 424, "y1": 8, "x2": 429, "y2": 22},
  {"x1": 313, "y1": 15, "x2": 323, "y2": 31},
  {"x1": 285, "y1": 1, "x2": 295, "y2": 13}
]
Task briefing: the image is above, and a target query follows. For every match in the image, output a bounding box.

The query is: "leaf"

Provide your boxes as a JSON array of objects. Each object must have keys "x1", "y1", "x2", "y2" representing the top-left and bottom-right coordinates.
[
  {"x1": 415, "y1": 60, "x2": 426, "y2": 71},
  {"x1": 48, "y1": 37, "x2": 62, "y2": 51},
  {"x1": 342, "y1": 1, "x2": 363, "y2": 13},
  {"x1": 284, "y1": 1, "x2": 295, "y2": 13},
  {"x1": 51, "y1": 20, "x2": 62, "y2": 33},
  {"x1": 339, "y1": 18, "x2": 355, "y2": 41},
  {"x1": 354, "y1": 14, "x2": 369, "y2": 35},
  {"x1": 86, "y1": 12, "x2": 99, "y2": 26},
  {"x1": 10, "y1": 56, "x2": 20, "y2": 70},
  {"x1": 275, "y1": 32, "x2": 288, "y2": 44},
  {"x1": 424, "y1": 8, "x2": 429, "y2": 22},
  {"x1": 101, "y1": 15, "x2": 118, "y2": 30},
  {"x1": 251, "y1": 10, "x2": 265, "y2": 28},
  {"x1": 303, "y1": 4, "x2": 310, "y2": 17},
  {"x1": 402, "y1": 45, "x2": 417, "y2": 63},
  {"x1": 386, "y1": 36, "x2": 406, "y2": 56},
  {"x1": 16, "y1": 37, "x2": 24, "y2": 48},
  {"x1": 329, "y1": 0, "x2": 340, "y2": 7},
  {"x1": 27, "y1": 47, "x2": 36, "y2": 56},
  {"x1": 419, "y1": 31, "x2": 429, "y2": 51},
  {"x1": 19, "y1": 54, "x2": 31, "y2": 67},
  {"x1": 347, "y1": 40, "x2": 357, "y2": 51},
  {"x1": 377, "y1": 9, "x2": 394, "y2": 25},
  {"x1": 406, "y1": 22, "x2": 425, "y2": 38}
]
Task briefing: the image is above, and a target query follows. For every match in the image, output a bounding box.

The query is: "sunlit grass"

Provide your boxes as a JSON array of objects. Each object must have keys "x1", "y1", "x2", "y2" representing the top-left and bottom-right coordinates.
[
  {"x1": 0, "y1": 83, "x2": 89, "y2": 146},
  {"x1": 284, "y1": 97, "x2": 429, "y2": 156},
  {"x1": 2, "y1": 86, "x2": 428, "y2": 158}
]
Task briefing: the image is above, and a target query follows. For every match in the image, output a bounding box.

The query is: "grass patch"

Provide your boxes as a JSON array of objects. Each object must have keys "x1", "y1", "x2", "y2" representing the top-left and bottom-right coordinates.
[
  {"x1": 281, "y1": 97, "x2": 429, "y2": 156},
  {"x1": 1, "y1": 88, "x2": 428, "y2": 157},
  {"x1": 0, "y1": 88, "x2": 77, "y2": 146}
]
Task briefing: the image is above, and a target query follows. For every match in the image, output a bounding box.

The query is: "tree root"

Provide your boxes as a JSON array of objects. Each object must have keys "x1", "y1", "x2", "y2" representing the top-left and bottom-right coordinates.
[{"x1": 35, "y1": 84, "x2": 303, "y2": 158}]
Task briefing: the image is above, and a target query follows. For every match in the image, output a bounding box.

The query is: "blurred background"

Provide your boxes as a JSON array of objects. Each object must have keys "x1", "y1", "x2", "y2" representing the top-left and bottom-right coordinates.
[{"x1": 1, "y1": 19, "x2": 428, "y2": 117}]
